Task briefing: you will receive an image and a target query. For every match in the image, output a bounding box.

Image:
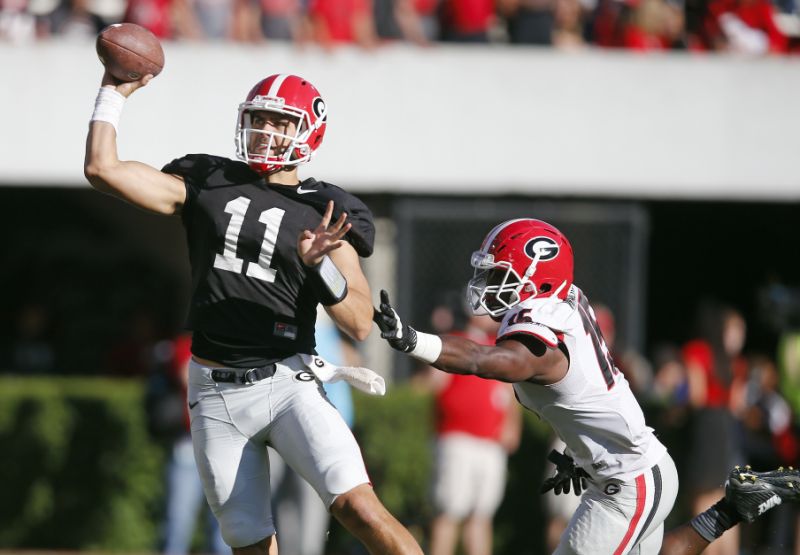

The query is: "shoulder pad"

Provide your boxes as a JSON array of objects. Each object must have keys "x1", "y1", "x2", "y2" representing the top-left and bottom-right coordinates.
[
  {"x1": 161, "y1": 154, "x2": 231, "y2": 180},
  {"x1": 513, "y1": 289, "x2": 581, "y2": 333},
  {"x1": 161, "y1": 154, "x2": 254, "y2": 198},
  {"x1": 497, "y1": 317, "x2": 559, "y2": 348},
  {"x1": 270, "y1": 179, "x2": 375, "y2": 257}
]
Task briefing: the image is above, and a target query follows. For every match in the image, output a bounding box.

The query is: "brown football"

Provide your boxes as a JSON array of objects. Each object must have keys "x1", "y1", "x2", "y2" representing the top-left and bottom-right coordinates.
[{"x1": 96, "y1": 23, "x2": 165, "y2": 82}]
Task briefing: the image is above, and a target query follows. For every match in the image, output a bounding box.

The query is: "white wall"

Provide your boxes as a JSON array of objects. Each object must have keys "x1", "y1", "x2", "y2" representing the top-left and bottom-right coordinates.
[{"x1": 2, "y1": 40, "x2": 799, "y2": 199}]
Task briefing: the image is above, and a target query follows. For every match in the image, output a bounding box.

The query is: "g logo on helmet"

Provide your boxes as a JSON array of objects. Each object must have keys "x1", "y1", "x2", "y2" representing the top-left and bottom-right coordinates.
[
  {"x1": 312, "y1": 97, "x2": 327, "y2": 121},
  {"x1": 524, "y1": 236, "x2": 560, "y2": 261}
]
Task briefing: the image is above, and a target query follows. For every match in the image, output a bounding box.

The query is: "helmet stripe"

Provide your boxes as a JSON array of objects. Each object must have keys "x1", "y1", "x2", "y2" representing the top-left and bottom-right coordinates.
[
  {"x1": 267, "y1": 74, "x2": 290, "y2": 97},
  {"x1": 481, "y1": 218, "x2": 529, "y2": 251}
]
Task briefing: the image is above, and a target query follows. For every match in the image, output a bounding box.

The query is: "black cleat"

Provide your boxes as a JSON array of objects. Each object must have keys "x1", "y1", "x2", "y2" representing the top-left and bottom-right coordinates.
[{"x1": 725, "y1": 465, "x2": 800, "y2": 523}]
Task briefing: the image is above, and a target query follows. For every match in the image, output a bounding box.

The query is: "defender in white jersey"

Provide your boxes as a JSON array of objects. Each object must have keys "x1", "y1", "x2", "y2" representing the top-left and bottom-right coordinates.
[
  {"x1": 374, "y1": 218, "x2": 800, "y2": 555},
  {"x1": 503, "y1": 286, "x2": 668, "y2": 486},
  {"x1": 376, "y1": 218, "x2": 678, "y2": 554}
]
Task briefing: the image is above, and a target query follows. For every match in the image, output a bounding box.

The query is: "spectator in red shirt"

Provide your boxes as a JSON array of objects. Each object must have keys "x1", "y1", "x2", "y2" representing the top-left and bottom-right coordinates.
[
  {"x1": 123, "y1": 0, "x2": 202, "y2": 39},
  {"x1": 416, "y1": 310, "x2": 521, "y2": 555},
  {"x1": 621, "y1": 0, "x2": 671, "y2": 50},
  {"x1": 308, "y1": 0, "x2": 378, "y2": 47},
  {"x1": 682, "y1": 303, "x2": 747, "y2": 555},
  {"x1": 705, "y1": 0, "x2": 787, "y2": 53},
  {"x1": 440, "y1": 0, "x2": 496, "y2": 42}
]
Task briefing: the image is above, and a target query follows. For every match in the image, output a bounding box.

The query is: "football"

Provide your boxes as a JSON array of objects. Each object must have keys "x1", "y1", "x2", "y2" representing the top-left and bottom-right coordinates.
[{"x1": 96, "y1": 23, "x2": 164, "y2": 82}]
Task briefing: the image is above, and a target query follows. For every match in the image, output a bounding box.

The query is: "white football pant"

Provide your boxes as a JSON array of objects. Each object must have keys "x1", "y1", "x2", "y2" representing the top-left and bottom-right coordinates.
[{"x1": 187, "y1": 355, "x2": 370, "y2": 548}]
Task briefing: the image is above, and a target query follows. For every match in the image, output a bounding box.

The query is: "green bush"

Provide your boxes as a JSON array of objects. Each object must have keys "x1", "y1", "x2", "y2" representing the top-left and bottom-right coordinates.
[
  {"x1": 0, "y1": 377, "x2": 164, "y2": 551},
  {"x1": 0, "y1": 378, "x2": 553, "y2": 554}
]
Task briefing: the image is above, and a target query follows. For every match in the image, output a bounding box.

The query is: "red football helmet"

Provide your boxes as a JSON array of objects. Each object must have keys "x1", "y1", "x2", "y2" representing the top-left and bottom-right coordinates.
[
  {"x1": 467, "y1": 219, "x2": 574, "y2": 317},
  {"x1": 235, "y1": 74, "x2": 327, "y2": 173}
]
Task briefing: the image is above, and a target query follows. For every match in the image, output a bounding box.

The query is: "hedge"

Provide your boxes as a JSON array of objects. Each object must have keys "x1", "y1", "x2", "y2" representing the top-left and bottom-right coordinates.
[
  {"x1": 0, "y1": 377, "x2": 553, "y2": 554},
  {"x1": 0, "y1": 377, "x2": 164, "y2": 551}
]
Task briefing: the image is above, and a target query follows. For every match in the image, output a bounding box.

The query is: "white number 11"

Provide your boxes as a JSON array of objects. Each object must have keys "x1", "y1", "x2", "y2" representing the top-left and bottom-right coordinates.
[{"x1": 213, "y1": 196, "x2": 285, "y2": 283}]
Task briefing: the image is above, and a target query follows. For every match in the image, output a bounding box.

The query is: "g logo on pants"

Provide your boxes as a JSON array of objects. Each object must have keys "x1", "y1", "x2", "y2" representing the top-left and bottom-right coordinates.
[{"x1": 604, "y1": 483, "x2": 621, "y2": 495}]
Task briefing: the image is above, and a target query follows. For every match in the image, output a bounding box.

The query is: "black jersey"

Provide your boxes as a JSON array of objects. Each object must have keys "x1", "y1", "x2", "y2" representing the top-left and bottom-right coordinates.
[{"x1": 162, "y1": 154, "x2": 375, "y2": 367}]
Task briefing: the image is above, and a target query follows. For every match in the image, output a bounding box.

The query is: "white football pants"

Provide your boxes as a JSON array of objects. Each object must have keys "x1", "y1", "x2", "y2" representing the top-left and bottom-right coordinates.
[
  {"x1": 554, "y1": 453, "x2": 679, "y2": 555},
  {"x1": 187, "y1": 355, "x2": 370, "y2": 548}
]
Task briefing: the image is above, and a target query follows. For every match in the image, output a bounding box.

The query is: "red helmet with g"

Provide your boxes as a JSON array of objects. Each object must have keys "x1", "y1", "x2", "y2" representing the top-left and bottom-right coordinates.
[
  {"x1": 467, "y1": 219, "x2": 574, "y2": 317},
  {"x1": 235, "y1": 74, "x2": 327, "y2": 173}
]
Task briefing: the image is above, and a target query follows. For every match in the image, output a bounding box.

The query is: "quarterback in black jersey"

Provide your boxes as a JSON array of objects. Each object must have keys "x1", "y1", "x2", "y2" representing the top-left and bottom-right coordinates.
[{"x1": 85, "y1": 72, "x2": 423, "y2": 555}]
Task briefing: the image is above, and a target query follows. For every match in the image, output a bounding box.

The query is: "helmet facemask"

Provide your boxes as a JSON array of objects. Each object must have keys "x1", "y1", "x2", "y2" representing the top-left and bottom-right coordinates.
[
  {"x1": 467, "y1": 250, "x2": 531, "y2": 317},
  {"x1": 235, "y1": 97, "x2": 317, "y2": 172}
]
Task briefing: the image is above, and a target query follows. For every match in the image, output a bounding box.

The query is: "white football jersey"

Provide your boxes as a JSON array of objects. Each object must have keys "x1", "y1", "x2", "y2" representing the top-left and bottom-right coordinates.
[{"x1": 497, "y1": 285, "x2": 666, "y2": 482}]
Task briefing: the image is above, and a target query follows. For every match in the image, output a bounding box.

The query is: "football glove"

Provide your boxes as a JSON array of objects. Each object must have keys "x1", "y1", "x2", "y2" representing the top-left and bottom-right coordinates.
[
  {"x1": 540, "y1": 449, "x2": 590, "y2": 496},
  {"x1": 373, "y1": 289, "x2": 418, "y2": 353}
]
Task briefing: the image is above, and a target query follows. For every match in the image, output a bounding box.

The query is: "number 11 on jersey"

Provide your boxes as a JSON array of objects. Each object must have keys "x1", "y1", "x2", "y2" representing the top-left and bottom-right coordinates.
[{"x1": 213, "y1": 196, "x2": 286, "y2": 283}]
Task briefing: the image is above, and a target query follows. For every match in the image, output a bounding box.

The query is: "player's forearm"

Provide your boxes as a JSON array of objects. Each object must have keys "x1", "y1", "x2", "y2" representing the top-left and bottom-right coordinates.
[
  {"x1": 430, "y1": 335, "x2": 484, "y2": 375},
  {"x1": 374, "y1": 290, "x2": 534, "y2": 382},
  {"x1": 434, "y1": 336, "x2": 528, "y2": 383},
  {"x1": 327, "y1": 287, "x2": 373, "y2": 341},
  {"x1": 323, "y1": 245, "x2": 372, "y2": 341}
]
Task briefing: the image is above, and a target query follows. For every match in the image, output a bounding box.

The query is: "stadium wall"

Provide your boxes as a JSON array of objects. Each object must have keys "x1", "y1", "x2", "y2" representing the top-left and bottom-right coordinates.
[{"x1": 2, "y1": 42, "x2": 799, "y2": 199}]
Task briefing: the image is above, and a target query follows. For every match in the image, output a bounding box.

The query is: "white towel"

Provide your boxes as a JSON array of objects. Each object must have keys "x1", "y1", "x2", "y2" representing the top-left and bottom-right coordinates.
[{"x1": 300, "y1": 354, "x2": 386, "y2": 396}]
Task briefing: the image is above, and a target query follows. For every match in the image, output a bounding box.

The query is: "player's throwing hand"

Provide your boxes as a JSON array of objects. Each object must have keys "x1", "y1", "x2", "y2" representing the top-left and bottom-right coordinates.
[
  {"x1": 101, "y1": 69, "x2": 153, "y2": 98},
  {"x1": 298, "y1": 200, "x2": 351, "y2": 267}
]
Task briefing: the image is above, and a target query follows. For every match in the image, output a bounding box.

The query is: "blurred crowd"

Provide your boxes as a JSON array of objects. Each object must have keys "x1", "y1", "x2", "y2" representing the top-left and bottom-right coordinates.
[{"x1": 1, "y1": 0, "x2": 799, "y2": 54}]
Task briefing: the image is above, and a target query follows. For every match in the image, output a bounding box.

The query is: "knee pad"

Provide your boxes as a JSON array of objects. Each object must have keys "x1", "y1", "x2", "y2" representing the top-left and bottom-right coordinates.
[{"x1": 217, "y1": 507, "x2": 274, "y2": 548}]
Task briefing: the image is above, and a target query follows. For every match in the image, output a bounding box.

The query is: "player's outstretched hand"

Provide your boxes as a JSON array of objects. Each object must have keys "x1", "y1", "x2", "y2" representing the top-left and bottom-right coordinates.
[
  {"x1": 373, "y1": 290, "x2": 418, "y2": 353},
  {"x1": 540, "y1": 449, "x2": 589, "y2": 496},
  {"x1": 298, "y1": 200, "x2": 351, "y2": 267}
]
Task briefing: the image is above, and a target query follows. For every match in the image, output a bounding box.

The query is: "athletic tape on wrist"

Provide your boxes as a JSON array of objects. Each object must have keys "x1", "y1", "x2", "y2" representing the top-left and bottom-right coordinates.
[
  {"x1": 307, "y1": 255, "x2": 348, "y2": 305},
  {"x1": 91, "y1": 86, "x2": 126, "y2": 134},
  {"x1": 409, "y1": 331, "x2": 442, "y2": 364}
]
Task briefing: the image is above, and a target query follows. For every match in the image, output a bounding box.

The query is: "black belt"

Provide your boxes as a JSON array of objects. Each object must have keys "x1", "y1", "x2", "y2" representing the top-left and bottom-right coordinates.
[{"x1": 210, "y1": 364, "x2": 276, "y2": 384}]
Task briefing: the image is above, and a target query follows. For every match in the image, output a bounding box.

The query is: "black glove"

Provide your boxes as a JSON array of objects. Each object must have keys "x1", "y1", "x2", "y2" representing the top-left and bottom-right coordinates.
[
  {"x1": 540, "y1": 449, "x2": 589, "y2": 496},
  {"x1": 373, "y1": 290, "x2": 418, "y2": 353}
]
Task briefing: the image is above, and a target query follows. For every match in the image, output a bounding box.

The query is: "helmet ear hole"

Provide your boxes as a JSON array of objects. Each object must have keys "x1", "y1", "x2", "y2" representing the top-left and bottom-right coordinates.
[
  {"x1": 523, "y1": 282, "x2": 535, "y2": 293},
  {"x1": 539, "y1": 283, "x2": 552, "y2": 294}
]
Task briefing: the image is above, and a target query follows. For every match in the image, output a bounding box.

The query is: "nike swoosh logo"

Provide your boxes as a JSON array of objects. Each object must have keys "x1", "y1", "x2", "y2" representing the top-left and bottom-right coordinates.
[
  {"x1": 296, "y1": 186, "x2": 316, "y2": 194},
  {"x1": 188, "y1": 401, "x2": 199, "y2": 409}
]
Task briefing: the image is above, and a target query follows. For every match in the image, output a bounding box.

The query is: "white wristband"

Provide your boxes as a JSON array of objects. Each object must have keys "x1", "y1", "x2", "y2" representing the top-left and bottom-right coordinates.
[
  {"x1": 409, "y1": 331, "x2": 443, "y2": 365},
  {"x1": 91, "y1": 86, "x2": 126, "y2": 134}
]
